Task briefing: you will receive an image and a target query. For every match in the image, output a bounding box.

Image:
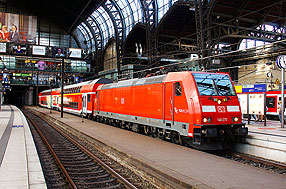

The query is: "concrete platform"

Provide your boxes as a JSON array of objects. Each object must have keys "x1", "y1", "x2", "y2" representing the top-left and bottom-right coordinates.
[
  {"x1": 28, "y1": 106, "x2": 286, "y2": 189},
  {"x1": 234, "y1": 119, "x2": 286, "y2": 163},
  {"x1": 0, "y1": 105, "x2": 46, "y2": 189}
]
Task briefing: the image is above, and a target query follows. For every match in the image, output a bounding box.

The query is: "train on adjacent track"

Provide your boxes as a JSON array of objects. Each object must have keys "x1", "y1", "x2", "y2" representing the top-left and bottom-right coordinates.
[
  {"x1": 237, "y1": 90, "x2": 286, "y2": 119},
  {"x1": 39, "y1": 71, "x2": 248, "y2": 150}
]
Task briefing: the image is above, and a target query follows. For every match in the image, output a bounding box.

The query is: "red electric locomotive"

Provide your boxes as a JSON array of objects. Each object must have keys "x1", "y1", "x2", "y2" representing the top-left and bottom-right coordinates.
[
  {"x1": 94, "y1": 71, "x2": 248, "y2": 150},
  {"x1": 39, "y1": 71, "x2": 247, "y2": 150}
]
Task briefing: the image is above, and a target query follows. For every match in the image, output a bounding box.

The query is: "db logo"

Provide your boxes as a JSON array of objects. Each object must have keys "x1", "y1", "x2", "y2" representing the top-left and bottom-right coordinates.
[{"x1": 217, "y1": 106, "x2": 226, "y2": 113}]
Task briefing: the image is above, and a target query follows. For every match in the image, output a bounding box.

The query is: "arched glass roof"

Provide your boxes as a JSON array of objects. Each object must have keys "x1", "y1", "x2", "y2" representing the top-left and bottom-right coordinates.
[
  {"x1": 78, "y1": 23, "x2": 93, "y2": 49},
  {"x1": 76, "y1": 0, "x2": 181, "y2": 51},
  {"x1": 238, "y1": 25, "x2": 280, "y2": 50},
  {"x1": 157, "y1": 0, "x2": 178, "y2": 22},
  {"x1": 92, "y1": 6, "x2": 115, "y2": 46},
  {"x1": 113, "y1": 0, "x2": 143, "y2": 35}
]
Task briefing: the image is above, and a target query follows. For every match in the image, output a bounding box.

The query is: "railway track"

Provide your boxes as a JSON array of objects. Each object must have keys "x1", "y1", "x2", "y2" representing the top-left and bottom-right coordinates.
[
  {"x1": 24, "y1": 110, "x2": 140, "y2": 189},
  {"x1": 212, "y1": 150, "x2": 286, "y2": 175}
]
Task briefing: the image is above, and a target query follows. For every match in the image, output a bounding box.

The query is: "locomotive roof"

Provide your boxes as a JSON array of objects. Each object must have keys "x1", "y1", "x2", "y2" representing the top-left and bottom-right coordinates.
[{"x1": 101, "y1": 74, "x2": 167, "y2": 90}]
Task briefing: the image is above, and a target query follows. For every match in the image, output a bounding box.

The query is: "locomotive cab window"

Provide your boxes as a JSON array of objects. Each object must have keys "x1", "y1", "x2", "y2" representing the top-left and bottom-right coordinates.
[
  {"x1": 175, "y1": 82, "x2": 182, "y2": 96},
  {"x1": 88, "y1": 94, "x2": 90, "y2": 102},
  {"x1": 192, "y1": 73, "x2": 236, "y2": 96}
]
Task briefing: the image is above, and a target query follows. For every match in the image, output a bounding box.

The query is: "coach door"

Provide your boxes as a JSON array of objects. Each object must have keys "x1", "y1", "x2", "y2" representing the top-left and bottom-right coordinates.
[
  {"x1": 82, "y1": 93, "x2": 87, "y2": 114},
  {"x1": 95, "y1": 91, "x2": 100, "y2": 113}
]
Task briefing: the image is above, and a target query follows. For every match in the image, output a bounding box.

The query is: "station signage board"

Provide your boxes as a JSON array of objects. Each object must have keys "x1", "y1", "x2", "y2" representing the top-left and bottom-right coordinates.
[
  {"x1": 242, "y1": 84, "x2": 266, "y2": 93},
  {"x1": 234, "y1": 86, "x2": 242, "y2": 94}
]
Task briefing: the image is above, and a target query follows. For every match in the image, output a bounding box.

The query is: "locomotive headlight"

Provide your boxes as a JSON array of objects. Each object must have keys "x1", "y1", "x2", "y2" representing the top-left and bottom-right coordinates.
[
  {"x1": 203, "y1": 118, "x2": 208, "y2": 123},
  {"x1": 203, "y1": 118, "x2": 212, "y2": 123},
  {"x1": 218, "y1": 100, "x2": 222, "y2": 104},
  {"x1": 232, "y1": 117, "x2": 239, "y2": 122}
]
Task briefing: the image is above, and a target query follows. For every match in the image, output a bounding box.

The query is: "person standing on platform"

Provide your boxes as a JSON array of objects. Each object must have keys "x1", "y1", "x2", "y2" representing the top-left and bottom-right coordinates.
[{"x1": 278, "y1": 101, "x2": 283, "y2": 123}]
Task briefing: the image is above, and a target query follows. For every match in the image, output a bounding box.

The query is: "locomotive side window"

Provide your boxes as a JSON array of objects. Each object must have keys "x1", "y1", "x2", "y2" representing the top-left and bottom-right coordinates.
[
  {"x1": 175, "y1": 82, "x2": 182, "y2": 96},
  {"x1": 266, "y1": 97, "x2": 275, "y2": 108},
  {"x1": 88, "y1": 94, "x2": 91, "y2": 102}
]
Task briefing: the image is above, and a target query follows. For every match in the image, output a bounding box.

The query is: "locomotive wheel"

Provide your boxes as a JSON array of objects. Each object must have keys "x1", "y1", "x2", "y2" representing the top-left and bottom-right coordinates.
[
  {"x1": 111, "y1": 119, "x2": 116, "y2": 126},
  {"x1": 151, "y1": 127, "x2": 158, "y2": 138},
  {"x1": 158, "y1": 128, "x2": 165, "y2": 139},
  {"x1": 121, "y1": 122, "x2": 126, "y2": 129},
  {"x1": 143, "y1": 125, "x2": 151, "y2": 135},
  {"x1": 171, "y1": 132, "x2": 182, "y2": 145}
]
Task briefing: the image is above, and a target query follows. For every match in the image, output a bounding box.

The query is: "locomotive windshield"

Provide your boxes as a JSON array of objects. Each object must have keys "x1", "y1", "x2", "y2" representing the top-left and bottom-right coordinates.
[{"x1": 192, "y1": 73, "x2": 236, "y2": 96}]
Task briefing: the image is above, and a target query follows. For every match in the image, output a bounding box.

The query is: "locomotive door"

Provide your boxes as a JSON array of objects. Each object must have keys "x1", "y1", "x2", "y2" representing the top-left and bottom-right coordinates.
[
  {"x1": 164, "y1": 82, "x2": 175, "y2": 126},
  {"x1": 82, "y1": 93, "x2": 87, "y2": 114}
]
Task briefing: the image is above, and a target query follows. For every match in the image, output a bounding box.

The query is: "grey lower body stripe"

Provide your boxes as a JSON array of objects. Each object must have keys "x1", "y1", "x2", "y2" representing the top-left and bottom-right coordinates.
[{"x1": 0, "y1": 105, "x2": 14, "y2": 166}]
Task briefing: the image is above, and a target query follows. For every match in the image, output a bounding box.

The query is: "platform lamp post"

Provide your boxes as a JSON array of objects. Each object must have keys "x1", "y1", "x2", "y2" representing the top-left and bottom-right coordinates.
[
  {"x1": 36, "y1": 71, "x2": 39, "y2": 108},
  {"x1": 60, "y1": 51, "x2": 72, "y2": 118},
  {"x1": 50, "y1": 79, "x2": 55, "y2": 113},
  {"x1": 60, "y1": 57, "x2": 65, "y2": 118},
  {"x1": 276, "y1": 55, "x2": 286, "y2": 128}
]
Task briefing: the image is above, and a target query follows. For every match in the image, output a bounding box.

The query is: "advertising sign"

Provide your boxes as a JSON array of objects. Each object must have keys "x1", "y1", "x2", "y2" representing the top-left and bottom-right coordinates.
[
  {"x1": 69, "y1": 48, "x2": 82, "y2": 58},
  {"x1": 12, "y1": 45, "x2": 27, "y2": 54},
  {"x1": 32, "y1": 46, "x2": 46, "y2": 56},
  {"x1": 37, "y1": 61, "x2": 46, "y2": 70},
  {"x1": 0, "y1": 43, "x2": 6, "y2": 53},
  {"x1": 237, "y1": 94, "x2": 248, "y2": 114},
  {"x1": 249, "y1": 94, "x2": 265, "y2": 114},
  {"x1": 0, "y1": 12, "x2": 37, "y2": 44},
  {"x1": 238, "y1": 93, "x2": 265, "y2": 115}
]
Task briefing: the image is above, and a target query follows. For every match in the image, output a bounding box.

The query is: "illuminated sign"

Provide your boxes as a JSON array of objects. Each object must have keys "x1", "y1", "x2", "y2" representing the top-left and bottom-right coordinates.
[
  {"x1": 37, "y1": 61, "x2": 46, "y2": 70},
  {"x1": 0, "y1": 43, "x2": 6, "y2": 53},
  {"x1": 69, "y1": 48, "x2": 82, "y2": 58},
  {"x1": 0, "y1": 12, "x2": 37, "y2": 44},
  {"x1": 13, "y1": 73, "x2": 32, "y2": 77},
  {"x1": 32, "y1": 46, "x2": 46, "y2": 56},
  {"x1": 242, "y1": 84, "x2": 266, "y2": 93}
]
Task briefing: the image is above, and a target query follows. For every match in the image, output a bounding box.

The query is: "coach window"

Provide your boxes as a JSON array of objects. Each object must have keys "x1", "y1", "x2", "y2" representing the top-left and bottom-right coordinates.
[
  {"x1": 88, "y1": 94, "x2": 90, "y2": 102},
  {"x1": 266, "y1": 97, "x2": 275, "y2": 108},
  {"x1": 175, "y1": 82, "x2": 182, "y2": 96}
]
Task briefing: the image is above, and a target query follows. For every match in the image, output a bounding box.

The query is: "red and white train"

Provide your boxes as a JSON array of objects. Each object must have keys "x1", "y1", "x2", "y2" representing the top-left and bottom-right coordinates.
[
  {"x1": 237, "y1": 90, "x2": 286, "y2": 118},
  {"x1": 39, "y1": 71, "x2": 248, "y2": 150}
]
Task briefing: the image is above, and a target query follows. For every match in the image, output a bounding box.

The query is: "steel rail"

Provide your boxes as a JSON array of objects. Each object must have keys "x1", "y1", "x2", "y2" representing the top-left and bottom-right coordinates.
[
  {"x1": 24, "y1": 112, "x2": 77, "y2": 189},
  {"x1": 25, "y1": 110, "x2": 137, "y2": 189},
  {"x1": 233, "y1": 152, "x2": 286, "y2": 170}
]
